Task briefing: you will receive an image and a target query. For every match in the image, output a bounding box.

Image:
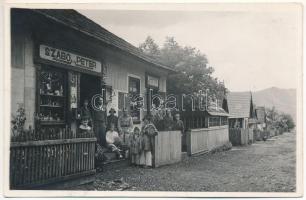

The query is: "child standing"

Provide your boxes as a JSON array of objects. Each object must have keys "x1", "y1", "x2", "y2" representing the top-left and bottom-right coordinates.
[
  {"x1": 130, "y1": 127, "x2": 142, "y2": 166},
  {"x1": 78, "y1": 116, "x2": 93, "y2": 138}
]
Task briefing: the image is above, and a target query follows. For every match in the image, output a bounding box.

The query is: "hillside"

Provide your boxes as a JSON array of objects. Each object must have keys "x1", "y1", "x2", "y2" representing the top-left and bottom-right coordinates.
[{"x1": 231, "y1": 87, "x2": 296, "y2": 122}]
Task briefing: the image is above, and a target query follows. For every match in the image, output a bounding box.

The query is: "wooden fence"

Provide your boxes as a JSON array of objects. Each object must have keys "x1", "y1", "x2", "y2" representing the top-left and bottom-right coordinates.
[
  {"x1": 154, "y1": 131, "x2": 182, "y2": 168},
  {"x1": 253, "y1": 129, "x2": 267, "y2": 141},
  {"x1": 229, "y1": 128, "x2": 254, "y2": 146},
  {"x1": 10, "y1": 137, "x2": 96, "y2": 189},
  {"x1": 248, "y1": 128, "x2": 254, "y2": 144},
  {"x1": 186, "y1": 125, "x2": 229, "y2": 156}
]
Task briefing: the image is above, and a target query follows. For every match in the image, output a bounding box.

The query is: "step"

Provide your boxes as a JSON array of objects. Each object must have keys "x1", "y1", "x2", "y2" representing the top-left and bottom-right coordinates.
[{"x1": 104, "y1": 152, "x2": 118, "y2": 160}]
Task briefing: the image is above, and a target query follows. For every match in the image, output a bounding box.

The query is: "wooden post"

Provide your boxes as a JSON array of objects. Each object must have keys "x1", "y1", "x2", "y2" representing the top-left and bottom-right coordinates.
[{"x1": 186, "y1": 130, "x2": 191, "y2": 156}]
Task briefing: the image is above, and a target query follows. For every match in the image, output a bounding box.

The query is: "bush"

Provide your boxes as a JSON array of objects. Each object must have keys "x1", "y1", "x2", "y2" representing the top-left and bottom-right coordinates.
[{"x1": 211, "y1": 142, "x2": 232, "y2": 154}]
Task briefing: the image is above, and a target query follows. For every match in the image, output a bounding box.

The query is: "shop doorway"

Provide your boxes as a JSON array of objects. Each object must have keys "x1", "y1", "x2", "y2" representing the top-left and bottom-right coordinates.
[{"x1": 80, "y1": 74, "x2": 101, "y2": 108}]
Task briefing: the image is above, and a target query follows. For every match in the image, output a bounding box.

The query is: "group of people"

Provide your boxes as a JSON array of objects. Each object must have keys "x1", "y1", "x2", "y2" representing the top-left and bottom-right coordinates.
[
  {"x1": 159, "y1": 109, "x2": 185, "y2": 133},
  {"x1": 129, "y1": 115, "x2": 158, "y2": 167},
  {"x1": 77, "y1": 97, "x2": 158, "y2": 168}
]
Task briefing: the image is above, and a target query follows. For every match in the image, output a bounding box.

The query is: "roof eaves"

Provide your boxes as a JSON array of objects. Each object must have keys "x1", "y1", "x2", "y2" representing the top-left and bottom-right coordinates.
[{"x1": 32, "y1": 9, "x2": 176, "y2": 73}]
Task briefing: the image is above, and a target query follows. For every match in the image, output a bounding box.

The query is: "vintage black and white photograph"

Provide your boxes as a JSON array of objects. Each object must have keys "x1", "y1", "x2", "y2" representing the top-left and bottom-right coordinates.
[{"x1": 4, "y1": 2, "x2": 303, "y2": 197}]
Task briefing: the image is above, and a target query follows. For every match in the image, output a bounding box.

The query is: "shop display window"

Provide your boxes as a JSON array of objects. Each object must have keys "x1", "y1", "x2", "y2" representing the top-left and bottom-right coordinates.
[{"x1": 38, "y1": 66, "x2": 67, "y2": 125}]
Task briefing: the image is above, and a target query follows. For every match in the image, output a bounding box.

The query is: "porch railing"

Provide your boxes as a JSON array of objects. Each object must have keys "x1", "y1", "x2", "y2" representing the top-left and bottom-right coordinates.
[{"x1": 10, "y1": 127, "x2": 96, "y2": 189}]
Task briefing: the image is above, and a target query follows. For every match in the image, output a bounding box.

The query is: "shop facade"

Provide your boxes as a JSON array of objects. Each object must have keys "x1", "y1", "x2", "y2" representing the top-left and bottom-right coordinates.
[{"x1": 10, "y1": 9, "x2": 173, "y2": 188}]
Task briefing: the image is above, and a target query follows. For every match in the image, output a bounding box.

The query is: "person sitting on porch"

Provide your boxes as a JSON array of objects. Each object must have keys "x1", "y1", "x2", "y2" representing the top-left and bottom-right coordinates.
[
  {"x1": 130, "y1": 127, "x2": 143, "y2": 166},
  {"x1": 118, "y1": 108, "x2": 134, "y2": 147},
  {"x1": 78, "y1": 116, "x2": 93, "y2": 138},
  {"x1": 107, "y1": 108, "x2": 119, "y2": 131},
  {"x1": 163, "y1": 109, "x2": 174, "y2": 131},
  {"x1": 106, "y1": 123, "x2": 123, "y2": 159},
  {"x1": 141, "y1": 114, "x2": 158, "y2": 168}
]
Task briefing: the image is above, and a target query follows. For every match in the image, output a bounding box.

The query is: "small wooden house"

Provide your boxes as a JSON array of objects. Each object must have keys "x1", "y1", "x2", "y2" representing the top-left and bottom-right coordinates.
[
  {"x1": 227, "y1": 92, "x2": 257, "y2": 145},
  {"x1": 255, "y1": 106, "x2": 266, "y2": 131},
  {"x1": 227, "y1": 92, "x2": 257, "y2": 129}
]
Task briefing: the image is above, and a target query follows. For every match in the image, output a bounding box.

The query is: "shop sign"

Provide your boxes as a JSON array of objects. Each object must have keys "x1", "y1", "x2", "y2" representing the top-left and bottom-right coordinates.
[
  {"x1": 147, "y1": 75, "x2": 159, "y2": 88},
  {"x1": 39, "y1": 44, "x2": 102, "y2": 73}
]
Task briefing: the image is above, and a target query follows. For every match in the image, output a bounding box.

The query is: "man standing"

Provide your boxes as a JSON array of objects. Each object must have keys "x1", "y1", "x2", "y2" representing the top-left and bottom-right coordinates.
[
  {"x1": 173, "y1": 113, "x2": 184, "y2": 134},
  {"x1": 92, "y1": 97, "x2": 107, "y2": 147},
  {"x1": 173, "y1": 113, "x2": 185, "y2": 151},
  {"x1": 107, "y1": 108, "x2": 119, "y2": 131},
  {"x1": 79, "y1": 99, "x2": 93, "y2": 127},
  {"x1": 118, "y1": 108, "x2": 134, "y2": 146},
  {"x1": 163, "y1": 109, "x2": 174, "y2": 131}
]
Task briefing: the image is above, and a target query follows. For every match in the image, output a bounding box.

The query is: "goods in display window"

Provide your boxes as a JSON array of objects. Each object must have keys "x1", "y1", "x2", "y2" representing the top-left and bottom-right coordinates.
[{"x1": 37, "y1": 67, "x2": 67, "y2": 125}]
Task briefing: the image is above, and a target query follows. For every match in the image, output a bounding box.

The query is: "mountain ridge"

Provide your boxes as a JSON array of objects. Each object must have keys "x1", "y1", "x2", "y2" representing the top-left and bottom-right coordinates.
[{"x1": 229, "y1": 87, "x2": 296, "y2": 122}]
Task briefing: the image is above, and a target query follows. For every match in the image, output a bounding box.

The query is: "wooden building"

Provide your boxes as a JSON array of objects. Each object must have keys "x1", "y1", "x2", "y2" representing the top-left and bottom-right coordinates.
[
  {"x1": 10, "y1": 9, "x2": 174, "y2": 188},
  {"x1": 255, "y1": 106, "x2": 266, "y2": 131},
  {"x1": 227, "y1": 92, "x2": 257, "y2": 145},
  {"x1": 182, "y1": 102, "x2": 230, "y2": 156},
  {"x1": 227, "y1": 92, "x2": 257, "y2": 129}
]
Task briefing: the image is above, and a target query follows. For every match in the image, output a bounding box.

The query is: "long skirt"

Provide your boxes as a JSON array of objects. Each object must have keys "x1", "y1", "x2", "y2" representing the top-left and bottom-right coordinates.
[
  {"x1": 139, "y1": 151, "x2": 152, "y2": 166},
  {"x1": 131, "y1": 154, "x2": 140, "y2": 164},
  {"x1": 94, "y1": 121, "x2": 106, "y2": 147}
]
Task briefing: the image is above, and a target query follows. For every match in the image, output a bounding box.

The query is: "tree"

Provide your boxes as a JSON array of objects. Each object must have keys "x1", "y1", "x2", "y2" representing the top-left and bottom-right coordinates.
[
  {"x1": 139, "y1": 36, "x2": 160, "y2": 58},
  {"x1": 279, "y1": 113, "x2": 295, "y2": 131},
  {"x1": 266, "y1": 107, "x2": 295, "y2": 132},
  {"x1": 139, "y1": 36, "x2": 227, "y2": 107}
]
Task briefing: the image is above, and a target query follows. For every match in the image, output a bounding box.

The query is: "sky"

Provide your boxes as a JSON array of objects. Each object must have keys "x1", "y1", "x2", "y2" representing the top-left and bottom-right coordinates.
[{"x1": 78, "y1": 4, "x2": 302, "y2": 92}]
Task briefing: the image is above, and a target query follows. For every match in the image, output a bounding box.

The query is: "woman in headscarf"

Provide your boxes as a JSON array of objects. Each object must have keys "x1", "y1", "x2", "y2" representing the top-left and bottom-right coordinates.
[{"x1": 140, "y1": 114, "x2": 158, "y2": 168}]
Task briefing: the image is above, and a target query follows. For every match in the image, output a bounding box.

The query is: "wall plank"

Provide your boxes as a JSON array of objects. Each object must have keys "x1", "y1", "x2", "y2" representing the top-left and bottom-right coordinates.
[{"x1": 154, "y1": 131, "x2": 181, "y2": 167}]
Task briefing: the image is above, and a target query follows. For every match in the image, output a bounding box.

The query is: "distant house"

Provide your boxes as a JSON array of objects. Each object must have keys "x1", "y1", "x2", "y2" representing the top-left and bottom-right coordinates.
[
  {"x1": 227, "y1": 92, "x2": 257, "y2": 129},
  {"x1": 255, "y1": 106, "x2": 266, "y2": 131}
]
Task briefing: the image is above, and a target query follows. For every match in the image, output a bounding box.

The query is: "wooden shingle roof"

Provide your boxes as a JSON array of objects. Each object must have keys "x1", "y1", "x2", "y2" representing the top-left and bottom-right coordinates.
[
  {"x1": 32, "y1": 9, "x2": 175, "y2": 72},
  {"x1": 227, "y1": 92, "x2": 252, "y2": 118}
]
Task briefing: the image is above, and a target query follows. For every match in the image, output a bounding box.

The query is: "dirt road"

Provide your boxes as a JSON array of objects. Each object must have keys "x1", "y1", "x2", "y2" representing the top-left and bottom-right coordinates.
[{"x1": 73, "y1": 132, "x2": 296, "y2": 192}]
